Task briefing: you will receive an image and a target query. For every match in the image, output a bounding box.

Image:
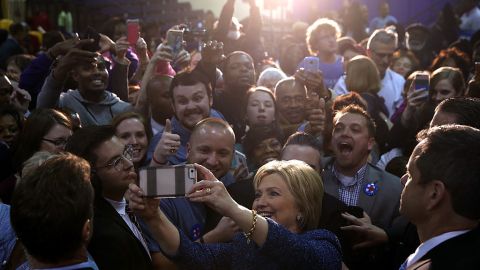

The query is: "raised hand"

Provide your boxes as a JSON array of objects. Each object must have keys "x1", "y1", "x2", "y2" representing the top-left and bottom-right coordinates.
[
  {"x1": 201, "y1": 40, "x2": 225, "y2": 64},
  {"x1": 151, "y1": 119, "x2": 181, "y2": 165},
  {"x1": 187, "y1": 164, "x2": 238, "y2": 218},
  {"x1": 340, "y1": 211, "x2": 388, "y2": 250},
  {"x1": 306, "y1": 97, "x2": 326, "y2": 136},
  {"x1": 114, "y1": 37, "x2": 130, "y2": 64}
]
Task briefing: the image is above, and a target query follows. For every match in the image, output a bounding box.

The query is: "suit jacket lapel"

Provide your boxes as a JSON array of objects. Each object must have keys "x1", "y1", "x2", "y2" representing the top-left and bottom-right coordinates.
[
  {"x1": 323, "y1": 160, "x2": 340, "y2": 200},
  {"x1": 96, "y1": 197, "x2": 143, "y2": 243}
]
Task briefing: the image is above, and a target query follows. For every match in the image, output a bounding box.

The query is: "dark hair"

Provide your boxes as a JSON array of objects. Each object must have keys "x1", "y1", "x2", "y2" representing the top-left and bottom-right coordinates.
[
  {"x1": 14, "y1": 109, "x2": 72, "y2": 172},
  {"x1": 415, "y1": 125, "x2": 480, "y2": 220},
  {"x1": 243, "y1": 123, "x2": 285, "y2": 164},
  {"x1": 435, "y1": 97, "x2": 480, "y2": 129},
  {"x1": 429, "y1": 48, "x2": 471, "y2": 82},
  {"x1": 42, "y1": 31, "x2": 66, "y2": 50},
  {"x1": 9, "y1": 22, "x2": 28, "y2": 36},
  {"x1": 100, "y1": 17, "x2": 126, "y2": 40},
  {"x1": 430, "y1": 67, "x2": 466, "y2": 97},
  {"x1": 332, "y1": 92, "x2": 368, "y2": 112},
  {"x1": 169, "y1": 71, "x2": 212, "y2": 103},
  {"x1": 146, "y1": 75, "x2": 173, "y2": 100},
  {"x1": 222, "y1": 51, "x2": 254, "y2": 73},
  {"x1": 333, "y1": 104, "x2": 376, "y2": 137},
  {"x1": 66, "y1": 125, "x2": 116, "y2": 194},
  {"x1": 10, "y1": 153, "x2": 93, "y2": 263},
  {"x1": 283, "y1": 132, "x2": 323, "y2": 155}
]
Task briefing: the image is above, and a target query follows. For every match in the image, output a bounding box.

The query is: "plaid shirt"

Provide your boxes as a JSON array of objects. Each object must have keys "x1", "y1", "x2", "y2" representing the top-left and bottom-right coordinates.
[{"x1": 332, "y1": 164, "x2": 368, "y2": 206}]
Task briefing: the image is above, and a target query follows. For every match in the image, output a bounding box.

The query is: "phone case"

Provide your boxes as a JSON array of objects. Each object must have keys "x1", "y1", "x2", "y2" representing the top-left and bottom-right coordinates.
[
  {"x1": 127, "y1": 19, "x2": 140, "y2": 46},
  {"x1": 139, "y1": 165, "x2": 197, "y2": 197}
]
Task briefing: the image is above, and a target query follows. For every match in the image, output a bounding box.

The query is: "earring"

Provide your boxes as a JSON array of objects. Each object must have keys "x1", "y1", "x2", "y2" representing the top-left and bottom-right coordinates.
[{"x1": 296, "y1": 213, "x2": 305, "y2": 228}]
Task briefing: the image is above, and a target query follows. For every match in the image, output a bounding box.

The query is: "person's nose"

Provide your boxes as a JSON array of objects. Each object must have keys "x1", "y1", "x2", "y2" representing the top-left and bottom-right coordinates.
[
  {"x1": 128, "y1": 136, "x2": 137, "y2": 145},
  {"x1": 254, "y1": 194, "x2": 267, "y2": 210},
  {"x1": 205, "y1": 153, "x2": 219, "y2": 167},
  {"x1": 400, "y1": 174, "x2": 408, "y2": 186},
  {"x1": 259, "y1": 103, "x2": 265, "y2": 112}
]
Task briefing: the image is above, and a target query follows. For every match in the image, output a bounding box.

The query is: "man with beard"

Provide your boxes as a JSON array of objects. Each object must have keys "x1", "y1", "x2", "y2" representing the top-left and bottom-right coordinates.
[
  {"x1": 275, "y1": 77, "x2": 308, "y2": 137},
  {"x1": 147, "y1": 71, "x2": 225, "y2": 166},
  {"x1": 37, "y1": 44, "x2": 132, "y2": 126},
  {"x1": 213, "y1": 51, "x2": 255, "y2": 142},
  {"x1": 154, "y1": 118, "x2": 238, "y2": 242},
  {"x1": 67, "y1": 126, "x2": 152, "y2": 270},
  {"x1": 322, "y1": 105, "x2": 402, "y2": 230}
]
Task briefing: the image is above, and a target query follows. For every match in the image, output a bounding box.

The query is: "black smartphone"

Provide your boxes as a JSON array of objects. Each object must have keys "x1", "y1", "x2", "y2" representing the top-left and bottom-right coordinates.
[
  {"x1": 82, "y1": 26, "x2": 101, "y2": 52},
  {"x1": 346, "y1": 206, "x2": 364, "y2": 218},
  {"x1": 139, "y1": 164, "x2": 197, "y2": 197}
]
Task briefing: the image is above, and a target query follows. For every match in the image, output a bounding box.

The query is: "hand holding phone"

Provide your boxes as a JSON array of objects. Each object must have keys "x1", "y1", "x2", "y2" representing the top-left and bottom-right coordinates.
[
  {"x1": 413, "y1": 73, "x2": 429, "y2": 92},
  {"x1": 139, "y1": 164, "x2": 197, "y2": 197},
  {"x1": 82, "y1": 26, "x2": 101, "y2": 52}
]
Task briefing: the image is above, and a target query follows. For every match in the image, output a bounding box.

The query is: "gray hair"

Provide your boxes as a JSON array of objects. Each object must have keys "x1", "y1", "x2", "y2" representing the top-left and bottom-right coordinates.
[{"x1": 367, "y1": 29, "x2": 398, "y2": 50}]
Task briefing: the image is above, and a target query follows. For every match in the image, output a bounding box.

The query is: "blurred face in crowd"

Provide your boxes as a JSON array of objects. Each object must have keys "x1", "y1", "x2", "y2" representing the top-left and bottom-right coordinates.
[
  {"x1": 392, "y1": 56, "x2": 413, "y2": 77},
  {"x1": 72, "y1": 58, "x2": 109, "y2": 94},
  {"x1": 406, "y1": 30, "x2": 427, "y2": 52},
  {"x1": 368, "y1": 41, "x2": 395, "y2": 78},
  {"x1": 94, "y1": 137, "x2": 136, "y2": 199},
  {"x1": 113, "y1": 23, "x2": 127, "y2": 41},
  {"x1": 40, "y1": 124, "x2": 73, "y2": 153},
  {"x1": 148, "y1": 77, "x2": 173, "y2": 122},
  {"x1": 315, "y1": 29, "x2": 338, "y2": 55},
  {"x1": 187, "y1": 125, "x2": 234, "y2": 178},
  {"x1": 6, "y1": 63, "x2": 21, "y2": 83},
  {"x1": 115, "y1": 117, "x2": 148, "y2": 164},
  {"x1": 275, "y1": 82, "x2": 306, "y2": 124},
  {"x1": 252, "y1": 137, "x2": 282, "y2": 167},
  {"x1": 380, "y1": 3, "x2": 390, "y2": 17},
  {"x1": 224, "y1": 53, "x2": 255, "y2": 90},
  {"x1": 0, "y1": 114, "x2": 20, "y2": 147},
  {"x1": 0, "y1": 75, "x2": 14, "y2": 106},
  {"x1": 172, "y1": 82, "x2": 212, "y2": 130},
  {"x1": 331, "y1": 112, "x2": 374, "y2": 175},
  {"x1": 282, "y1": 145, "x2": 322, "y2": 173},
  {"x1": 431, "y1": 79, "x2": 458, "y2": 105},
  {"x1": 252, "y1": 173, "x2": 301, "y2": 233},
  {"x1": 246, "y1": 90, "x2": 276, "y2": 127}
]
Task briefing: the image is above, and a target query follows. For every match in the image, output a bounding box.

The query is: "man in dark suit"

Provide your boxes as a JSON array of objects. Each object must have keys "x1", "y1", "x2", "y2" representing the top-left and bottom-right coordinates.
[
  {"x1": 322, "y1": 105, "x2": 402, "y2": 230},
  {"x1": 400, "y1": 125, "x2": 480, "y2": 269},
  {"x1": 67, "y1": 126, "x2": 152, "y2": 270}
]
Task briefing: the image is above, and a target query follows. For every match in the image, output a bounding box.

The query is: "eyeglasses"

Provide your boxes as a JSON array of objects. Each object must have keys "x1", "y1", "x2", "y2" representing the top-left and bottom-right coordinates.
[
  {"x1": 42, "y1": 137, "x2": 70, "y2": 148},
  {"x1": 96, "y1": 145, "x2": 134, "y2": 171}
]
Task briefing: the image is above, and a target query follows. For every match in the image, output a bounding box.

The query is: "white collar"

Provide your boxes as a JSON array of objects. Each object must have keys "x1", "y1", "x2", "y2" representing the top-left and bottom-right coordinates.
[
  {"x1": 104, "y1": 197, "x2": 127, "y2": 216},
  {"x1": 405, "y1": 229, "x2": 471, "y2": 268}
]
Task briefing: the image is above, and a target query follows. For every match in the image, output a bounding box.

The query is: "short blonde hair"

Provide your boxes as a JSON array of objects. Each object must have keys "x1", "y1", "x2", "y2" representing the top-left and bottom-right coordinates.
[
  {"x1": 253, "y1": 160, "x2": 324, "y2": 231},
  {"x1": 306, "y1": 18, "x2": 341, "y2": 55},
  {"x1": 346, "y1": 55, "x2": 381, "y2": 94}
]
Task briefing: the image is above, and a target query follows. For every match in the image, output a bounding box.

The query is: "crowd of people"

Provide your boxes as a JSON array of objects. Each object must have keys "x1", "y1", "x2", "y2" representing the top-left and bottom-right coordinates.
[{"x1": 2, "y1": 0, "x2": 480, "y2": 269}]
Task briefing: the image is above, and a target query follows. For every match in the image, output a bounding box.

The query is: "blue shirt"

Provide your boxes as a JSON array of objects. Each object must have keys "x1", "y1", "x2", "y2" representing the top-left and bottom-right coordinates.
[{"x1": 1, "y1": 203, "x2": 16, "y2": 269}]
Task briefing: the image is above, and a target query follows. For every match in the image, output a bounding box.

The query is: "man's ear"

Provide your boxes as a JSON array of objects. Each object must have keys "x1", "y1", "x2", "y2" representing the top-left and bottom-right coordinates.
[
  {"x1": 70, "y1": 70, "x2": 79, "y2": 82},
  {"x1": 426, "y1": 180, "x2": 447, "y2": 211},
  {"x1": 82, "y1": 219, "x2": 92, "y2": 243},
  {"x1": 367, "y1": 137, "x2": 375, "y2": 151}
]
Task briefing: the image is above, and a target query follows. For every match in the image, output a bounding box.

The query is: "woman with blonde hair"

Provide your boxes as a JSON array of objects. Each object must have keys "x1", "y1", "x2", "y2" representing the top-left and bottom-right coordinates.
[{"x1": 127, "y1": 160, "x2": 341, "y2": 269}]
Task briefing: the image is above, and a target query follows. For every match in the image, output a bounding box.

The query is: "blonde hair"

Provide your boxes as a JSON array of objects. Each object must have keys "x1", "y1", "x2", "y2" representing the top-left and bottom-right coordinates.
[
  {"x1": 306, "y1": 18, "x2": 341, "y2": 55},
  {"x1": 253, "y1": 160, "x2": 324, "y2": 231},
  {"x1": 345, "y1": 55, "x2": 381, "y2": 94}
]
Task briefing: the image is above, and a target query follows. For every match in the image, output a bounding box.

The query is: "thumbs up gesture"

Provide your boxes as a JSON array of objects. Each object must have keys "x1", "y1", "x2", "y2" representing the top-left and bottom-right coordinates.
[{"x1": 151, "y1": 119, "x2": 181, "y2": 165}]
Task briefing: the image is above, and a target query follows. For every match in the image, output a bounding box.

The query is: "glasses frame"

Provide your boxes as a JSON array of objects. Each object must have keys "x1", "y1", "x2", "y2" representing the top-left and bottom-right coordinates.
[{"x1": 95, "y1": 145, "x2": 134, "y2": 172}]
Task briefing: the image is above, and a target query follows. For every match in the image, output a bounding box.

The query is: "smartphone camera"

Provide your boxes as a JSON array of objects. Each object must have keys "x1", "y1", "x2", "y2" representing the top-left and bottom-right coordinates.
[{"x1": 188, "y1": 167, "x2": 196, "y2": 179}]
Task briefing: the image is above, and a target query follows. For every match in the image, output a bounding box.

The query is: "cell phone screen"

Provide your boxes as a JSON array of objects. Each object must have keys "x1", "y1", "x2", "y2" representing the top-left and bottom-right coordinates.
[
  {"x1": 82, "y1": 26, "x2": 100, "y2": 52},
  {"x1": 127, "y1": 19, "x2": 140, "y2": 47},
  {"x1": 302, "y1": 57, "x2": 319, "y2": 72},
  {"x1": 166, "y1": 29, "x2": 184, "y2": 57},
  {"x1": 414, "y1": 74, "x2": 429, "y2": 92}
]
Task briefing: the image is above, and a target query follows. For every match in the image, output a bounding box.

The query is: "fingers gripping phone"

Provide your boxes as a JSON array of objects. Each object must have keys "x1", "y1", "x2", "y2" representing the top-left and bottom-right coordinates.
[
  {"x1": 166, "y1": 29, "x2": 184, "y2": 57},
  {"x1": 127, "y1": 19, "x2": 140, "y2": 47},
  {"x1": 139, "y1": 164, "x2": 197, "y2": 197},
  {"x1": 233, "y1": 150, "x2": 249, "y2": 179}
]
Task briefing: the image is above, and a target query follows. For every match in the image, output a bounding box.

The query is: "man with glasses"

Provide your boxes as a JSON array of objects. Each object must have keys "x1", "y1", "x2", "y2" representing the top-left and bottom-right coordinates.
[
  {"x1": 66, "y1": 125, "x2": 153, "y2": 270},
  {"x1": 367, "y1": 29, "x2": 405, "y2": 117}
]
